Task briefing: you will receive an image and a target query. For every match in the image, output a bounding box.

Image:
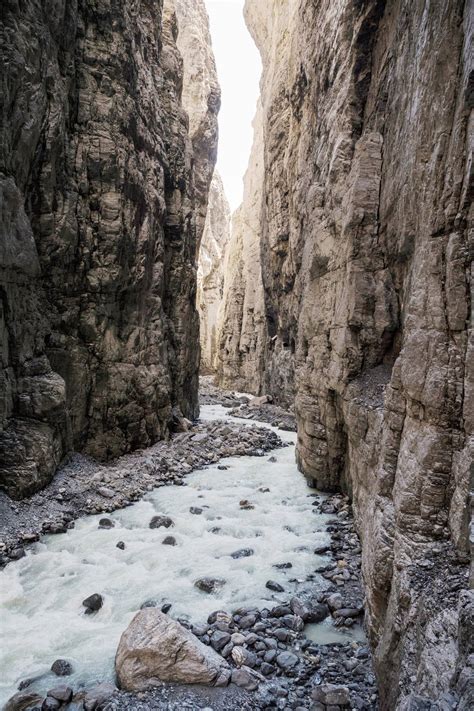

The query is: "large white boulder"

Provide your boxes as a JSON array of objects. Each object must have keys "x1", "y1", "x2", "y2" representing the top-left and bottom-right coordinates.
[{"x1": 115, "y1": 608, "x2": 230, "y2": 691}]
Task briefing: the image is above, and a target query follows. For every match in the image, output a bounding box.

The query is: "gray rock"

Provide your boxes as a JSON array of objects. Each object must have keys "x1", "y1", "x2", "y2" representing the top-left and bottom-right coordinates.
[
  {"x1": 210, "y1": 630, "x2": 231, "y2": 651},
  {"x1": 231, "y1": 667, "x2": 259, "y2": 691},
  {"x1": 47, "y1": 687, "x2": 73, "y2": 703},
  {"x1": 311, "y1": 684, "x2": 350, "y2": 706},
  {"x1": 276, "y1": 651, "x2": 299, "y2": 670},
  {"x1": 51, "y1": 659, "x2": 73, "y2": 676},
  {"x1": 266, "y1": 580, "x2": 285, "y2": 592},
  {"x1": 82, "y1": 593, "x2": 103, "y2": 614},
  {"x1": 162, "y1": 536, "x2": 177, "y2": 546},
  {"x1": 194, "y1": 577, "x2": 226, "y2": 594},
  {"x1": 149, "y1": 516, "x2": 174, "y2": 529}
]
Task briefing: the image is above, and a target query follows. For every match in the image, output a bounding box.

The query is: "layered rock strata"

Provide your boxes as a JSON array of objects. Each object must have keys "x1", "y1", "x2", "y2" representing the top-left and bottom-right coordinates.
[
  {"x1": 219, "y1": 0, "x2": 473, "y2": 708},
  {"x1": 197, "y1": 171, "x2": 230, "y2": 372},
  {"x1": 0, "y1": 0, "x2": 218, "y2": 497}
]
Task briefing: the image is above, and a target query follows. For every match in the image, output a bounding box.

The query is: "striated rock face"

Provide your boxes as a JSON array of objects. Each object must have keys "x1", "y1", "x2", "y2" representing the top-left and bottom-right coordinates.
[
  {"x1": 0, "y1": 0, "x2": 218, "y2": 498},
  {"x1": 216, "y1": 103, "x2": 267, "y2": 394},
  {"x1": 219, "y1": 0, "x2": 473, "y2": 708},
  {"x1": 197, "y1": 171, "x2": 230, "y2": 373}
]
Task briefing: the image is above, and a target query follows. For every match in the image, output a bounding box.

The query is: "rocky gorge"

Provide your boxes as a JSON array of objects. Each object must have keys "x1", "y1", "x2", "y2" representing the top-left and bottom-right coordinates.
[{"x1": 0, "y1": 1, "x2": 472, "y2": 711}]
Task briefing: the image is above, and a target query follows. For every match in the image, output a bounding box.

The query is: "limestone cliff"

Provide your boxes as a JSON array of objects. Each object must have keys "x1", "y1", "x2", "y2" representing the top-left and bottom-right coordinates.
[
  {"x1": 197, "y1": 171, "x2": 230, "y2": 373},
  {"x1": 216, "y1": 103, "x2": 267, "y2": 394},
  {"x1": 0, "y1": 0, "x2": 218, "y2": 498},
  {"x1": 220, "y1": 0, "x2": 473, "y2": 707}
]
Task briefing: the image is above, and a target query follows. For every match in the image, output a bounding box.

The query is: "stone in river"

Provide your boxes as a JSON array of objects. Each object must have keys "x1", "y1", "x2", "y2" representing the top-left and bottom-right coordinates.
[
  {"x1": 82, "y1": 593, "x2": 103, "y2": 614},
  {"x1": 266, "y1": 580, "x2": 285, "y2": 592},
  {"x1": 190, "y1": 507, "x2": 203, "y2": 515},
  {"x1": 230, "y1": 548, "x2": 254, "y2": 559},
  {"x1": 161, "y1": 603, "x2": 172, "y2": 614},
  {"x1": 115, "y1": 608, "x2": 230, "y2": 690},
  {"x1": 274, "y1": 562, "x2": 292, "y2": 569},
  {"x1": 98, "y1": 518, "x2": 114, "y2": 529},
  {"x1": 276, "y1": 651, "x2": 299, "y2": 670},
  {"x1": 162, "y1": 536, "x2": 177, "y2": 546},
  {"x1": 42, "y1": 698, "x2": 61, "y2": 710},
  {"x1": 116, "y1": 541, "x2": 125, "y2": 550},
  {"x1": 149, "y1": 515, "x2": 174, "y2": 529},
  {"x1": 239, "y1": 499, "x2": 254, "y2": 510},
  {"x1": 3, "y1": 691, "x2": 43, "y2": 711},
  {"x1": 195, "y1": 577, "x2": 226, "y2": 593},
  {"x1": 51, "y1": 659, "x2": 73, "y2": 676},
  {"x1": 47, "y1": 686, "x2": 73, "y2": 703}
]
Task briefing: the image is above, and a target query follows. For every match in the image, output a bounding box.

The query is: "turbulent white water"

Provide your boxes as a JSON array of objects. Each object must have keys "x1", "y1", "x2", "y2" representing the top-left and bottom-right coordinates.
[{"x1": 0, "y1": 405, "x2": 354, "y2": 705}]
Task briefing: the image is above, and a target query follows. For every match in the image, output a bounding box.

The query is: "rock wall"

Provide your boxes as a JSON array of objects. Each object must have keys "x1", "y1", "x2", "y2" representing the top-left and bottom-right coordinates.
[
  {"x1": 197, "y1": 171, "x2": 230, "y2": 373},
  {"x1": 220, "y1": 0, "x2": 473, "y2": 707},
  {"x1": 216, "y1": 103, "x2": 267, "y2": 394},
  {"x1": 0, "y1": 0, "x2": 218, "y2": 498}
]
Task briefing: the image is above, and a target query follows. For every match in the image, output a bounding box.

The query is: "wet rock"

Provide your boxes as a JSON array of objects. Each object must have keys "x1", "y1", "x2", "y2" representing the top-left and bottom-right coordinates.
[
  {"x1": 98, "y1": 518, "x2": 114, "y2": 529},
  {"x1": 115, "y1": 608, "x2": 230, "y2": 690},
  {"x1": 266, "y1": 580, "x2": 285, "y2": 592},
  {"x1": 274, "y1": 562, "x2": 292, "y2": 569},
  {"x1": 238, "y1": 614, "x2": 258, "y2": 629},
  {"x1": 82, "y1": 593, "x2": 103, "y2": 614},
  {"x1": 314, "y1": 543, "x2": 330, "y2": 554},
  {"x1": 190, "y1": 507, "x2": 203, "y2": 515},
  {"x1": 161, "y1": 603, "x2": 172, "y2": 614},
  {"x1": 311, "y1": 683, "x2": 350, "y2": 706},
  {"x1": 326, "y1": 593, "x2": 343, "y2": 611},
  {"x1": 208, "y1": 610, "x2": 233, "y2": 626},
  {"x1": 210, "y1": 630, "x2": 231, "y2": 651},
  {"x1": 231, "y1": 666, "x2": 259, "y2": 691},
  {"x1": 231, "y1": 646, "x2": 257, "y2": 668},
  {"x1": 51, "y1": 660, "x2": 73, "y2": 677},
  {"x1": 83, "y1": 682, "x2": 116, "y2": 710},
  {"x1": 116, "y1": 541, "x2": 125, "y2": 550},
  {"x1": 260, "y1": 662, "x2": 275, "y2": 676},
  {"x1": 47, "y1": 687, "x2": 73, "y2": 703},
  {"x1": 276, "y1": 651, "x2": 299, "y2": 670},
  {"x1": 195, "y1": 577, "x2": 226, "y2": 593},
  {"x1": 217, "y1": 465, "x2": 228, "y2": 470},
  {"x1": 239, "y1": 499, "x2": 254, "y2": 510},
  {"x1": 230, "y1": 548, "x2": 254, "y2": 559},
  {"x1": 303, "y1": 602, "x2": 330, "y2": 623},
  {"x1": 149, "y1": 516, "x2": 174, "y2": 529},
  {"x1": 162, "y1": 536, "x2": 177, "y2": 546},
  {"x1": 4, "y1": 691, "x2": 43, "y2": 711},
  {"x1": 9, "y1": 547, "x2": 26, "y2": 560}
]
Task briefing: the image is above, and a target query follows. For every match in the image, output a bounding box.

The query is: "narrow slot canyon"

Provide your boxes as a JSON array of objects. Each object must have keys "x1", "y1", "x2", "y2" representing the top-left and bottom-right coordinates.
[{"x1": 0, "y1": 2, "x2": 472, "y2": 711}]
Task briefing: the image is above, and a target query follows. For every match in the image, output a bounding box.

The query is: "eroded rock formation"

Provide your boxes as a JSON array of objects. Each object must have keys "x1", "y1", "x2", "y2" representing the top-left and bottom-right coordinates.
[
  {"x1": 197, "y1": 171, "x2": 230, "y2": 373},
  {"x1": 219, "y1": 0, "x2": 473, "y2": 708},
  {"x1": 0, "y1": 0, "x2": 218, "y2": 498},
  {"x1": 216, "y1": 103, "x2": 267, "y2": 393}
]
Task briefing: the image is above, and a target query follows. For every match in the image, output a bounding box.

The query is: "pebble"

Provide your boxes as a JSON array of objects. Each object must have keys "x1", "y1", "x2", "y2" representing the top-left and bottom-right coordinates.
[{"x1": 266, "y1": 580, "x2": 285, "y2": 592}]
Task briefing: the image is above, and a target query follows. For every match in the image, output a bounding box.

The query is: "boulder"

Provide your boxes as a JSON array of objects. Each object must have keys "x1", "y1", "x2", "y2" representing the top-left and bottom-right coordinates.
[
  {"x1": 115, "y1": 608, "x2": 230, "y2": 691},
  {"x1": 3, "y1": 691, "x2": 43, "y2": 711},
  {"x1": 149, "y1": 515, "x2": 174, "y2": 529}
]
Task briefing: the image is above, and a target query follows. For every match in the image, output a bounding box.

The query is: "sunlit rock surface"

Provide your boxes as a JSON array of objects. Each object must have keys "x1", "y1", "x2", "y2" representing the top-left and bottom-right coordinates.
[
  {"x1": 0, "y1": 0, "x2": 218, "y2": 498},
  {"x1": 197, "y1": 172, "x2": 230, "y2": 373},
  {"x1": 218, "y1": 0, "x2": 473, "y2": 708}
]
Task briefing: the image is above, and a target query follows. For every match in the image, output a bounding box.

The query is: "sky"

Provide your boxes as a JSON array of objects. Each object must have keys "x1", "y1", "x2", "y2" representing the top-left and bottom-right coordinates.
[{"x1": 205, "y1": 0, "x2": 262, "y2": 212}]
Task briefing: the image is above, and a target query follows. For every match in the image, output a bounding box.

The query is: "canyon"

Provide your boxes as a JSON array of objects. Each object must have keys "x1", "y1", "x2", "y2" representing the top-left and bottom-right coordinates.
[{"x1": 0, "y1": 1, "x2": 472, "y2": 711}]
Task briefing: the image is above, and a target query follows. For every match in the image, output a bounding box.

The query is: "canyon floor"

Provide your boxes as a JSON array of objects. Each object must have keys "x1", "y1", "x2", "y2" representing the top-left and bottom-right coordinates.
[{"x1": 1, "y1": 379, "x2": 378, "y2": 711}]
